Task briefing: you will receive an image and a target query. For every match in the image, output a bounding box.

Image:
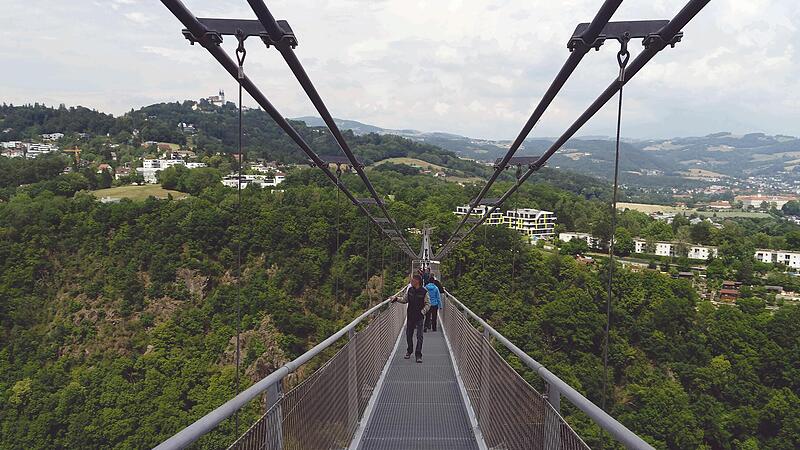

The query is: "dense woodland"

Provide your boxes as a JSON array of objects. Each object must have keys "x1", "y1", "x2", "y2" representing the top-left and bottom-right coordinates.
[{"x1": 1, "y1": 102, "x2": 799, "y2": 449}]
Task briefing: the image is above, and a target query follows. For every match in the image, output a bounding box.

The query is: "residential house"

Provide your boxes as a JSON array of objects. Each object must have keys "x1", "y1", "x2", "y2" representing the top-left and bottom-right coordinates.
[
  {"x1": 559, "y1": 232, "x2": 601, "y2": 249},
  {"x1": 754, "y1": 249, "x2": 800, "y2": 269},
  {"x1": 221, "y1": 173, "x2": 285, "y2": 189},
  {"x1": 137, "y1": 159, "x2": 185, "y2": 183},
  {"x1": 41, "y1": 132, "x2": 64, "y2": 141}
]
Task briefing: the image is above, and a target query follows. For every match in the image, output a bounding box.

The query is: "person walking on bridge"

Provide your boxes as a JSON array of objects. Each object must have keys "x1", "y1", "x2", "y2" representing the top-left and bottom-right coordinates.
[
  {"x1": 430, "y1": 273, "x2": 444, "y2": 296},
  {"x1": 423, "y1": 277, "x2": 441, "y2": 332},
  {"x1": 392, "y1": 274, "x2": 431, "y2": 363}
]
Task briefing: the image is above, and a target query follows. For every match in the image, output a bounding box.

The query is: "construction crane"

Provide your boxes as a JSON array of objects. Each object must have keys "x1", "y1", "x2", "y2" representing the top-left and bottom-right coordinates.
[{"x1": 63, "y1": 147, "x2": 81, "y2": 165}]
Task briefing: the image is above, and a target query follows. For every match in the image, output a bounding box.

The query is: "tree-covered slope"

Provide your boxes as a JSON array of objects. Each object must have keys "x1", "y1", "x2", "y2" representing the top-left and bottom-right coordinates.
[
  {"x1": 444, "y1": 226, "x2": 800, "y2": 450},
  {"x1": 0, "y1": 171, "x2": 412, "y2": 448}
]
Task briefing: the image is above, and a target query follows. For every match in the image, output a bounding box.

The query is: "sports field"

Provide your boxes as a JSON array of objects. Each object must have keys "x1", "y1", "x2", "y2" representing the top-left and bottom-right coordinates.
[
  {"x1": 91, "y1": 185, "x2": 189, "y2": 201},
  {"x1": 618, "y1": 202, "x2": 770, "y2": 218}
]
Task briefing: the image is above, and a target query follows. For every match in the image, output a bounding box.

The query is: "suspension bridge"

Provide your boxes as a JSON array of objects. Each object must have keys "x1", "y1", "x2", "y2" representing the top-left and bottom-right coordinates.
[{"x1": 152, "y1": 0, "x2": 711, "y2": 448}]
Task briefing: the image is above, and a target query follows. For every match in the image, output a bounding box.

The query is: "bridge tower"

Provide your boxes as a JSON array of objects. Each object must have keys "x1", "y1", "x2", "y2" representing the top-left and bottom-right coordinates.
[{"x1": 412, "y1": 227, "x2": 440, "y2": 279}]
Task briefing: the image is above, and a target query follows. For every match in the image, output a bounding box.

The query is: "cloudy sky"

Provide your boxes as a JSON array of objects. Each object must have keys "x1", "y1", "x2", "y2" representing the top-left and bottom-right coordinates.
[{"x1": 1, "y1": 0, "x2": 797, "y2": 139}]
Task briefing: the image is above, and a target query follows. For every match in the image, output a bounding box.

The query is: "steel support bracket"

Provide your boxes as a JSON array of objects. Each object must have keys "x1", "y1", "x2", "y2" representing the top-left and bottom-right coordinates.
[
  {"x1": 182, "y1": 18, "x2": 297, "y2": 48},
  {"x1": 568, "y1": 20, "x2": 682, "y2": 52}
]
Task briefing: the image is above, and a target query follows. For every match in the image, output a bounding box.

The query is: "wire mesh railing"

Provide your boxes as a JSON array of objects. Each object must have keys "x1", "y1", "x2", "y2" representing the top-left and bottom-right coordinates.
[
  {"x1": 228, "y1": 300, "x2": 405, "y2": 450},
  {"x1": 442, "y1": 296, "x2": 589, "y2": 450},
  {"x1": 443, "y1": 293, "x2": 654, "y2": 450}
]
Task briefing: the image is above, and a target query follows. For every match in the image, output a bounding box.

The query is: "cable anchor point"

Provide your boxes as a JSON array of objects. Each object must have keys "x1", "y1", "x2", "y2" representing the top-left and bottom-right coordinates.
[
  {"x1": 616, "y1": 32, "x2": 631, "y2": 83},
  {"x1": 235, "y1": 29, "x2": 247, "y2": 80}
]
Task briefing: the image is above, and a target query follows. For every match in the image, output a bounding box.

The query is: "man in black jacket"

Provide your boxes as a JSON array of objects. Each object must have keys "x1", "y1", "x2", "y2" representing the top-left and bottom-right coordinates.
[{"x1": 392, "y1": 274, "x2": 431, "y2": 363}]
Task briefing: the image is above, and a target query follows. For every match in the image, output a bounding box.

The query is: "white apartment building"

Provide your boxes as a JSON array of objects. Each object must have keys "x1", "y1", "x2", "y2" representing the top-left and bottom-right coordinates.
[
  {"x1": 688, "y1": 245, "x2": 717, "y2": 260},
  {"x1": 221, "y1": 173, "x2": 285, "y2": 189},
  {"x1": 504, "y1": 209, "x2": 556, "y2": 241},
  {"x1": 1, "y1": 148, "x2": 24, "y2": 158},
  {"x1": 41, "y1": 133, "x2": 64, "y2": 141},
  {"x1": 137, "y1": 159, "x2": 186, "y2": 183},
  {"x1": 559, "y1": 232, "x2": 601, "y2": 249},
  {"x1": 185, "y1": 162, "x2": 208, "y2": 169},
  {"x1": 2, "y1": 141, "x2": 23, "y2": 149},
  {"x1": 25, "y1": 143, "x2": 59, "y2": 158},
  {"x1": 633, "y1": 239, "x2": 718, "y2": 260},
  {"x1": 454, "y1": 205, "x2": 504, "y2": 225},
  {"x1": 755, "y1": 249, "x2": 800, "y2": 269},
  {"x1": 454, "y1": 206, "x2": 556, "y2": 241}
]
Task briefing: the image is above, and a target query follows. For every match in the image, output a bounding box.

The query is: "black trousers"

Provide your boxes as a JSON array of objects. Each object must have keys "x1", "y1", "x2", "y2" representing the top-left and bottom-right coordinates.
[
  {"x1": 406, "y1": 316, "x2": 424, "y2": 357},
  {"x1": 424, "y1": 306, "x2": 439, "y2": 331}
]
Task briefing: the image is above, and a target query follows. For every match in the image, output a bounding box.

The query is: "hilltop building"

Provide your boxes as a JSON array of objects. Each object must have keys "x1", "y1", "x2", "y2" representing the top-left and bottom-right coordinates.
[{"x1": 208, "y1": 90, "x2": 225, "y2": 107}]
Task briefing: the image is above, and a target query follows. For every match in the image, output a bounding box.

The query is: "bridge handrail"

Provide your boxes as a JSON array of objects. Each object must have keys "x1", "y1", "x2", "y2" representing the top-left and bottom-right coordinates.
[
  {"x1": 446, "y1": 293, "x2": 655, "y2": 450},
  {"x1": 154, "y1": 290, "x2": 404, "y2": 450}
]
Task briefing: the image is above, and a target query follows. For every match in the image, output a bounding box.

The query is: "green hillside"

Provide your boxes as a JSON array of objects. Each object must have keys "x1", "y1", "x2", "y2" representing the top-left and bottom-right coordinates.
[{"x1": 1, "y1": 104, "x2": 799, "y2": 449}]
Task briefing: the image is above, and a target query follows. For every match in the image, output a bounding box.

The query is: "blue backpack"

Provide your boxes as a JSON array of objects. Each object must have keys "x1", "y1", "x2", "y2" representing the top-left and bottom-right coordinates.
[{"x1": 425, "y1": 283, "x2": 441, "y2": 307}]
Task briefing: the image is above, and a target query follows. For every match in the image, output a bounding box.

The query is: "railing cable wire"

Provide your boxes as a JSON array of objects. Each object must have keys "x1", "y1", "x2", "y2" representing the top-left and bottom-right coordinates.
[
  {"x1": 233, "y1": 29, "x2": 247, "y2": 436},
  {"x1": 602, "y1": 33, "x2": 629, "y2": 416}
]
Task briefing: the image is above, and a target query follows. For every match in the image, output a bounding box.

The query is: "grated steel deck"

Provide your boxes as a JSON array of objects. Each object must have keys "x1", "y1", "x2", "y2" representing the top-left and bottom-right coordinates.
[{"x1": 357, "y1": 324, "x2": 480, "y2": 450}]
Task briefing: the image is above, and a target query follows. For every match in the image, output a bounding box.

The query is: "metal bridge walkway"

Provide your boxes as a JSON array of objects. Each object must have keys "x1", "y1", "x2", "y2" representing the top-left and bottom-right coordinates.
[{"x1": 356, "y1": 326, "x2": 480, "y2": 450}]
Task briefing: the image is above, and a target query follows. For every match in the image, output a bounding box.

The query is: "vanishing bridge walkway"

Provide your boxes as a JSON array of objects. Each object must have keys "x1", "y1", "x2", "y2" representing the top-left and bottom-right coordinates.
[
  {"x1": 155, "y1": 230, "x2": 653, "y2": 450},
  {"x1": 154, "y1": 289, "x2": 653, "y2": 450},
  {"x1": 151, "y1": 0, "x2": 710, "y2": 447}
]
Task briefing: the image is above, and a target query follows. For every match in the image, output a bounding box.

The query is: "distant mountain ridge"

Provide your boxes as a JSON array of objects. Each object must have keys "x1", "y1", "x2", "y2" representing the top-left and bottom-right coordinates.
[{"x1": 293, "y1": 116, "x2": 800, "y2": 180}]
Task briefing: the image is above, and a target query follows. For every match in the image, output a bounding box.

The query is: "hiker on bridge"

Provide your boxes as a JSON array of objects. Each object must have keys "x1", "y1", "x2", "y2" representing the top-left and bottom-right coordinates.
[
  {"x1": 391, "y1": 273, "x2": 431, "y2": 363},
  {"x1": 424, "y1": 276, "x2": 441, "y2": 332},
  {"x1": 430, "y1": 273, "x2": 444, "y2": 296},
  {"x1": 417, "y1": 266, "x2": 431, "y2": 286}
]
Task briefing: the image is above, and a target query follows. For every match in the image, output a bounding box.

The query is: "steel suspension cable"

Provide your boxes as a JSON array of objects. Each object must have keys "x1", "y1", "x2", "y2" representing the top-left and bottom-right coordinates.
[
  {"x1": 602, "y1": 34, "x2": 630, "y2": 416},
  {"x1": 233, "y1": 30, "x2": 247, "y2": 437},
  {"x1": 159, "y1": 0, "x2": 415, "y2": 260},
  {"x1": 436, "y1": 0, "x2": 710, "y2": 259},
  {"x1": 246, "y1": 0, "x2": 415, "y2": 258},
  {"x1": 365, "y1": 217, "x2": 371, "y2": 306},
  {"x1": 439, "y1": 0, "x2": 622, "y2": 254},
  {"x1": 335, "y1": 168, "x2": 341, "y2": 302}
]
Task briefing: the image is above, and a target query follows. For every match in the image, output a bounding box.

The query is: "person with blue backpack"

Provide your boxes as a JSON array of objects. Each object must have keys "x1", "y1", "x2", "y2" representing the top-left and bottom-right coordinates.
[{"x1": 423, "y1": 275, "x2": 442, "y2": 332}]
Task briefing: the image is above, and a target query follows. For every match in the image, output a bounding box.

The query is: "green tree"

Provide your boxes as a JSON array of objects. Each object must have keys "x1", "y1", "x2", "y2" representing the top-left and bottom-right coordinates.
[{"x1": 614, "y1": 227, "x2": 635, "y2": 256}]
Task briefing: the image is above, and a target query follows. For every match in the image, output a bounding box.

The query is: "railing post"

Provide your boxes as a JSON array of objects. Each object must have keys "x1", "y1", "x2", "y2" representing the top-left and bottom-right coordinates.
[
  {"x1": 348, "y1": 328, "x2": 358, "y2": 434},
  {"x1": 546, "y1": 383, "x2": 561, "y2": 413},
  {"x1": 543, "y1": 380, "x2": 563, "y2": 450},
  {"x1": 266, "y1": 380, "x2": 284, "y2": 450},
  {"x1": 479, "y1": 326, "x2": 492, "y2": 424}
]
